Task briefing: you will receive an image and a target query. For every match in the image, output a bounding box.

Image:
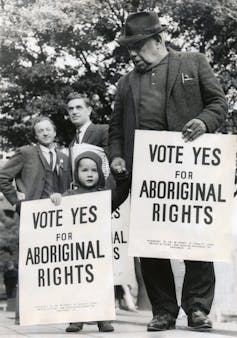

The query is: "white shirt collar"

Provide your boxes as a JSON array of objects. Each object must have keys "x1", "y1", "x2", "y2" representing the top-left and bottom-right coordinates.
[
  {"x1": 77, "y1": 121, "x2": 91, "y2": 135},
  {"x1": 39, "y1": 144, "x2": 56, "y2": 154},
  {"x1": 76, "y1": 121, "x2": 91, "y2": 143}
]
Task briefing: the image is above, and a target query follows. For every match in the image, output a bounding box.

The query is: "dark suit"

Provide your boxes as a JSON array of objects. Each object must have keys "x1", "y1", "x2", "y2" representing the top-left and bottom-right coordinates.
[
  {"x1": 70, "y1": 123, "x2": 109, "y2": 154},
  {"x1": 0, "y1": 144, "x2": 71, "y2": 206},
  {"x1": 0, "y1": 144, "x2": 71, "y2": 323},
  {"x1": 109, "y1": 49, "x2": 227, "y2": 172},
  {"x1": 108, "y1": 50, "x2": 227, "y2": 317}
]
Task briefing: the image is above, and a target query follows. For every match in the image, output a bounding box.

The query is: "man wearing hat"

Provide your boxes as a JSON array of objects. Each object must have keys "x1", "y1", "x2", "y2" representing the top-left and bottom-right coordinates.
[{"x1": 109, "y1": 11, "x2": 227, "y2": 331}]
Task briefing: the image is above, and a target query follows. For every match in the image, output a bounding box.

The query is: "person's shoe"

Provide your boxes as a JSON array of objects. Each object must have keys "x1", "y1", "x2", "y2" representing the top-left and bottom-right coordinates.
[
  {"x1": 65, "y1": 322, "x2": 83, "y2": 332},
  {"x1": 97, "y1": 321, "x2": 114, "y2": 332},
  {"x1": 147, "y1": 313, "x2": 176, "y2": 331},
  {"x1": 188, "y1": 310, "x2": 212, "y2": 330}
]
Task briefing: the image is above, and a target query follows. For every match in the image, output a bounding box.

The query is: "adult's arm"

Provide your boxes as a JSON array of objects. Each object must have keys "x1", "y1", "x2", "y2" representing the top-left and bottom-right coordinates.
[
  {"x1": 111, "y1": 176, "x2": 131, "y2": 212},
  {"x1": 0, "y1": 149, "x2": 24, "y2": 205},
  {"x1": 108, "y1": 78, "x2": 125, "y2": 162},
  {"x1": 191, "y1": 53, "x2": 228, "y2": 132}
]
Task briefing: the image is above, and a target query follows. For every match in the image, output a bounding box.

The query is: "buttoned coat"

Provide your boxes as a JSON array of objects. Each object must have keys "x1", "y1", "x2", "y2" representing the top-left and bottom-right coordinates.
[
  {"x1": 0, "y1": 144, "x2": 71, "y2": 206},
  {"x1": 109, "y1": 49, "x2": 228, "y2": 172}
]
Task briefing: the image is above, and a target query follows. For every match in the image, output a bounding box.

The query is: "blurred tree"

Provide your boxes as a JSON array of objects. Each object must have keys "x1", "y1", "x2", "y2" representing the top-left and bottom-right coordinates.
[
  {"x1": 0, "y1": 0, "x2": 236, "y2": 149},
  {"x1": 157, "y1": 0, "x2": 237, "y2": 133},
  {"x1": 0, "y1": 0, "x2": 100, "y2": 147}
]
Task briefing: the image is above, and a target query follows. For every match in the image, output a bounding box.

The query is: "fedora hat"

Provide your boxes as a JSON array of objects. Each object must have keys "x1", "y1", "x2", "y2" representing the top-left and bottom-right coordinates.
[{"x1": 117, "y1": 11, "x2": 167, "y2": 46}]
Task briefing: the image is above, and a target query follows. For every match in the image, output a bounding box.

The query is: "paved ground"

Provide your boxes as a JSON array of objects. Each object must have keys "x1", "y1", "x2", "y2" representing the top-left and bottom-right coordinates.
[{"x1": 1, "y1": 308, "x2": 237, "y2": 338}]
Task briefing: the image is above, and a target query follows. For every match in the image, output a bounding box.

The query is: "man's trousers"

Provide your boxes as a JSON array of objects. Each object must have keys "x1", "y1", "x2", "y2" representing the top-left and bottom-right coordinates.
[{"x1": 140, "y1": 257, "x2": 215, "y2": 318}]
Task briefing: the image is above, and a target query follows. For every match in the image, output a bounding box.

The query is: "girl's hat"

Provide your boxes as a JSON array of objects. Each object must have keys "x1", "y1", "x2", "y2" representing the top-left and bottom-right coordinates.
[{"x1": 74, "y1": 151, "x2": 105, "y2": 188}]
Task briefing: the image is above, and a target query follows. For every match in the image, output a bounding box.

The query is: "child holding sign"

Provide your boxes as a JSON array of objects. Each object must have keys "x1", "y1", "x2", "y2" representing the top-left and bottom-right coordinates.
[{"x1": 51, "y1": 150, "x2": 128, "y2": 333}]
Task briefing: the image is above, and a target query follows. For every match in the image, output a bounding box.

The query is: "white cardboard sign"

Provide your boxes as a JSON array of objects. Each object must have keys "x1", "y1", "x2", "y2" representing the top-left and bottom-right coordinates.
[
  {"x1": 128, "y1": 130, "x2": 236, "y2": 262},
  {"x1": 112, "y1": 197, "x2": 136, "y2": 285},
  {"x1": 19, "y1": 191, "x2": 115, "y2": 325}
]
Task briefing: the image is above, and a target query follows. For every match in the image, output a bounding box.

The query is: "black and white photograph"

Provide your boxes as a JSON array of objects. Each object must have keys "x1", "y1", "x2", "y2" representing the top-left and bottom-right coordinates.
[{"x1": 0, "y1": 0, "x2": 237, "y2": 337}]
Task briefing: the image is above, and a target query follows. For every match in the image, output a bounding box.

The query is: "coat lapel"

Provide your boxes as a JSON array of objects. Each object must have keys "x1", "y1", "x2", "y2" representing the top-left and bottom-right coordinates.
[
  {"x1": 166, "y1": 49, "x2": 182, "y2": 101},
  {"x1": 128, "y1": 71, "x2": 140, "y2": 128},
  {"x1": 36, "y1": 144, "x2": 49, "y2": 169},
  {"x1": 82, "y1": 123, "x2": 94, "y2": 143}
]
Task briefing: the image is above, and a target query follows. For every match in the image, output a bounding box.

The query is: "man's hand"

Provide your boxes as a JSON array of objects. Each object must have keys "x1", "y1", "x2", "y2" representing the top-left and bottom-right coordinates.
[
  {"x1": 182, "y1": 119, "x2": 207, "y2": 142},
  {"x1": 111, "y1": 157, "x2": 127, "y2": 174},
  {"x1": 110, "y1": 157, "x2": 128, "y2": 180}
]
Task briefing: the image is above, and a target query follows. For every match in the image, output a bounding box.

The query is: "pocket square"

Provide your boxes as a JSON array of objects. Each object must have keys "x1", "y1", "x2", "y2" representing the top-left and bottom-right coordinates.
[{"x1": 182, "y1": 73, "x2": 195, "y2": 84}]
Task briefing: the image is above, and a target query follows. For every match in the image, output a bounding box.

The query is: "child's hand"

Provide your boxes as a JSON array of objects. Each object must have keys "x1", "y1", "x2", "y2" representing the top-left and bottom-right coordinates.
[
  {"x1": 50, "y1": 193, "x2": 62, "y2": 206},
  {"x1": 16, "y1": 191, "x2": 25, "y2": 201}
]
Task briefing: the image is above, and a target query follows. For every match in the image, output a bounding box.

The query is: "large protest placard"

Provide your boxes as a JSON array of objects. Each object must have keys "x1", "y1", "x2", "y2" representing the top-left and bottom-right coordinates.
[
  {"x1": 19, "y1": 191, "x2": 115, "y2": 325},
  {"x1": 112, "y1": 197, "x2": 136, "y2": 286},
  {"x1": 128, "y1": 130, "x2": 236, "y2": 262}
]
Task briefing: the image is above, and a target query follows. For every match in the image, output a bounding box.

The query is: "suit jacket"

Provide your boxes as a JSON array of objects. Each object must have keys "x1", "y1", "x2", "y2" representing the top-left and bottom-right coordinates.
[
  {"x1": 0, "y1": 144, "x2": 71, "y2": 206},
  {"x1": 70, "y1": 123, "x2": 109, "y2": 154},
  {"x1": 108, "y1": 49, "x2": 228, "y2": 172}
]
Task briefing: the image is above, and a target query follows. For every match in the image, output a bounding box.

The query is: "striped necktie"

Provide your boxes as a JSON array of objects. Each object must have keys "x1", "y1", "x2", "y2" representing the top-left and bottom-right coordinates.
[
  {"x1": 76, "y1": 129, "x2": 81, "y2": 144},
  {"x1": 49, "y1": 150, "x2": 54, "y2": 170}
]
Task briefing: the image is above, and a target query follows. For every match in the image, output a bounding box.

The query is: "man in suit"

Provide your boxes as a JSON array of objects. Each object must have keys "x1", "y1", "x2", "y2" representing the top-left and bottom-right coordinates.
[
  {"x1": 66, "y1": 92, "x2": 108, "y2": 152},
  {"x1": 109, "y1": 11, "x2": 228, "y2": 332},
  {"x1": 0, "y1": 116, "x2": 71, "y2": 324},
  {"x1": 0, "y1": 116, "x2": 71, "y2": 211}
]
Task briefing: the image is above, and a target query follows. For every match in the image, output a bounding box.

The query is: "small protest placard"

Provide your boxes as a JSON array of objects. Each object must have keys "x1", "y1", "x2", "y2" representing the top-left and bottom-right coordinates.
[
  {"x1": 128, "y1": 130, "x2": 236, "y2": 262},
  {"x1": 19, "y1": 191, "x2": 115, "y2": 325},
  {"x1": 112, "y1": 197, "x2": 136, "y2": 286}
]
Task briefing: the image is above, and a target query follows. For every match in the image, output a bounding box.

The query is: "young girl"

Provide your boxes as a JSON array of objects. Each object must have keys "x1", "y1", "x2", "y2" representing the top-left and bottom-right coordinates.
[{"x1": 51, "y1": 151, "x2": 128, "y2": 333}]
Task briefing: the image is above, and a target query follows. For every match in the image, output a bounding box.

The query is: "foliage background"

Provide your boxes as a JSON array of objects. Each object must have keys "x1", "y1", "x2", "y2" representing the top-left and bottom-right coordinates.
[{"x1": 0, "y1": 0, "x2": 236, "y2": 270}]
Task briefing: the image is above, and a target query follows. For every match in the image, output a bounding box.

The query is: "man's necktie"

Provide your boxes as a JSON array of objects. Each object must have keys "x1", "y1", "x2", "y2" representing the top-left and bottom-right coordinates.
[
  {"x1": 76, "y1": 129, "x2": 81, "y2": 144},
  {"x1": 49, "y1": 150, "x2": 54, "y2": 171}
]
